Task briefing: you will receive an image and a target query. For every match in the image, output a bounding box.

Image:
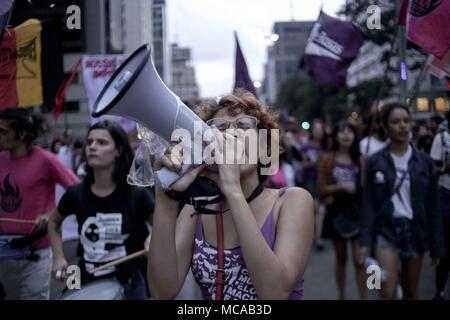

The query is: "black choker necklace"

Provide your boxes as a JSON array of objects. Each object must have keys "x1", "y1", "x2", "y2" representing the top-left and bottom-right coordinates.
[
  {"x1": 245, "y1": 183, "x2": 264, "y2": 204},
  {"x1": 216, "y1": 183, "x2": 264, "y2": 215}
]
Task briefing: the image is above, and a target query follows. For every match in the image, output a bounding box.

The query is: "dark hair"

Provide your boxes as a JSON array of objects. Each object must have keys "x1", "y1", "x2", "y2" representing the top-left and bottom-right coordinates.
[
  {"x1": 0, "y1": 108, "x2": 46, "y2": 147},
  {"x1": 382, "y1": 102, "x2": 410, "y2": 127},
  {"x1": 83, "y1": 120, "x2": 134, "y2": 186},
  {"x1": 51, "y1": 139, "x2": 62, "y2": 153},
  {"x1": 331, "y1": 121, "x2": 360, "y2": 163}
]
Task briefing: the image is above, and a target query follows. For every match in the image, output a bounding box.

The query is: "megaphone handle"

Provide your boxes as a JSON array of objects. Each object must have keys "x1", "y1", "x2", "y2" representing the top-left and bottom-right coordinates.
[{"x1": 154, "y1": 164, "x2": 192, "y2": 190}]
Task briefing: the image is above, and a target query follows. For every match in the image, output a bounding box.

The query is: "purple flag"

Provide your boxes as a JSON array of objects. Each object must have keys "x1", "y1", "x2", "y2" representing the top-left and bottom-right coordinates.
[
  {"x1": 0, "y1": 0, "x2": 14, "y2": 45},
  {"x1": 301, "y1": 11, "x2": 364, "y2": 88},
  {"x1": 234, "y1": 32, "x2": 258, "y2": 98}
]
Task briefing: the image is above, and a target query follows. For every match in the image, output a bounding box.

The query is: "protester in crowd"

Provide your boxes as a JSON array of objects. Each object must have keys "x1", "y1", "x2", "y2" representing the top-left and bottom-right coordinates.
[
  {"x1": 0, "y1": 108, "x2": 79, "y2": 300},
  {"x1": 264, "y1": 133, "x2": 303, "y2": 189},
  {"x1": 301, "y1": 119, "x2": 326, "y2": 250},
  {"x1": 360, "y1": 113, "x2": 388, "y2": 158},
  {"x1": 48, "y1": 120, "x2": 154, "y2": 300},
  {"x1": 318, "y1": 121, "x2": 366, "y2": 300},
  {"x1": 430, "y1": 110, "x2": 450, "y2": 300},
  {"x1": 358, "y1": 103, "x2": 445, "y2": 300},
  {"x1": 51, "y1": 139, "x2": 62, "y2": 154},
  {"x1": 417, "y1": 123, "x2": 434, "y2": 154},
  {"x1": 148, "y1": 90, "x2": 314, "y2": 300},
  {"x1": 429, "y1": 113, "x2": 444, "y2": 137},
  {"x1": 57, "y1": 129, "x2": 75, "y2": 170}
]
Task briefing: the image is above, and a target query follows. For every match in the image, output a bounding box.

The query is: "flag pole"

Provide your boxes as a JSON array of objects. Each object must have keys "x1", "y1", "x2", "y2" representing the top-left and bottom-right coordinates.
[
  {"x1": 397, "y1": 0, "x2": 408, "y2": 104},
  {"x1": 407, "y1": 58, "x2": 428, "y2": 111}
]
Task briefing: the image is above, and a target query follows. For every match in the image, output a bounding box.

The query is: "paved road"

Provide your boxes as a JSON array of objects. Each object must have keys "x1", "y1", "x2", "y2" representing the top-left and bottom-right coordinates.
[
  {"x1": 50, "y1": 239, "x2": 449, "y2": 300},
  {"x1": 303, "y1": 240, "x2": 450, "y2": 300}
]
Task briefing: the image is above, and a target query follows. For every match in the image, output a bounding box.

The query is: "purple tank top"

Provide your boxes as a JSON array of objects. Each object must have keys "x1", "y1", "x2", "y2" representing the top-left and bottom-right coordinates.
[{"x1": 190, "y1": 188, "x2": 305, "y2": 300}]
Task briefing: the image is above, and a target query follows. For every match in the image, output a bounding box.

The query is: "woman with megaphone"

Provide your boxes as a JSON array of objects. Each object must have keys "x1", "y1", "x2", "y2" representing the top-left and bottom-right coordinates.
[{"x1": 147, "y1": 90, "x2": 314, "y2": 300}]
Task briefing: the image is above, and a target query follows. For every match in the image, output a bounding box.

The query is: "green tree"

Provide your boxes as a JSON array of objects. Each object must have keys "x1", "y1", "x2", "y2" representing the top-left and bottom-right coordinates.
[
  {"x1": 339, "y1": 0, "x2": 426, "y2": 104},
  {"x1": 276, "y1": 72, "x2": 350, "y2": 123}
]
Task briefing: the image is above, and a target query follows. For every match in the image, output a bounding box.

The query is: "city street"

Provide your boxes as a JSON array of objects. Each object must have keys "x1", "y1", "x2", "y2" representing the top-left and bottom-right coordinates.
[
  {"x1": 50, "y1": 239, "x2": 450, "y2": 300},
  {"x1": 303, "y1": 241, "x2": 450, "y2": 300}
]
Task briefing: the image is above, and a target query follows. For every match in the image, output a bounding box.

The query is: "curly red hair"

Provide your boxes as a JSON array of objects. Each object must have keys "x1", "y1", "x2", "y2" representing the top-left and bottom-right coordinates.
[
  {"x1": 194, "y1": 89, "x2": 279, "y2": 131},
  {"x1": 195, "y1": 90, "x2": 280, "y2": 178}
]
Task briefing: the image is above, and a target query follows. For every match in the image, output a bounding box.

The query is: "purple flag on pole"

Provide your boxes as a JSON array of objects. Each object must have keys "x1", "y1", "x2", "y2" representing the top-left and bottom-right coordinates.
[
  {"x1": 234, "y1": 32, "x2": 258, "y2": 98},
  {"x1": 0, "y1": 0, "x2": 14, "y2": 46},
  {"x1": 301, "y1": 11, "x2": 364, "y2": 88}
]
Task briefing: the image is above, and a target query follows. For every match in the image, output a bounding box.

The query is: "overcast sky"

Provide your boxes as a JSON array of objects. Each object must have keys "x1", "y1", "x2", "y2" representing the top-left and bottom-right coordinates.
[{"x1": 166, "y1": 0, "x2": 346, "y2": 98}]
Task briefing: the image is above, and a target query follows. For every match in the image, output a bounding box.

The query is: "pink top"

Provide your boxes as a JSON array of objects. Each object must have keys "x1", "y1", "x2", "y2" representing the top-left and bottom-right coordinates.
[{"x1": 0, "y1": 146, "x2": 79, "y2": 249}]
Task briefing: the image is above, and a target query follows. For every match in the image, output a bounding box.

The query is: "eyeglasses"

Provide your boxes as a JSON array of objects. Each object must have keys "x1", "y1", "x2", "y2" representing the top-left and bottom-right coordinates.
[{"x1": 206, "y1": 116, "x2": 259, "y2": 132}]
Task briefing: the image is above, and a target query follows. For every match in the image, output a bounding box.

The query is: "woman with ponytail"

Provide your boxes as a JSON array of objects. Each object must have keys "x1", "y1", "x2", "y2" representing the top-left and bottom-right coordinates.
[{"x1": 0, "y1": 108, "x2": 79, "y2": 300}]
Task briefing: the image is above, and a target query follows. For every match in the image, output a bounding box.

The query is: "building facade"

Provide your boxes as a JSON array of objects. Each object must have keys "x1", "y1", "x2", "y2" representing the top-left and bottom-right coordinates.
[
  {"x1": 152, "y1": 0, "x2": 171, "y2": 85},
  {"x1": 347, "y1": 41, "x2": 450, "y2": 116},
  {"x1": 9, "y1": 0, "x2": 160, "y2": 139},
  {"x1": 263, "y1": 21, "x2": 314, "y2": 104},
  {"x1": 170, "y1": 43, "x2": 200, "y2": 104}
]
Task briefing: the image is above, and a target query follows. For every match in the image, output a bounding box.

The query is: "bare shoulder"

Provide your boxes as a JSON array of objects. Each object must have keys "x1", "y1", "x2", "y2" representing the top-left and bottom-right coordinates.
[
  {"x1": 279, "y1": 187, "x2": 314, "y2": 218},
  {"x1": 270, "y1": 187, "x2": 314, "y2": 224},
  {"x1": 282, "y1": 187, "x2": 314, "y2": 205}
]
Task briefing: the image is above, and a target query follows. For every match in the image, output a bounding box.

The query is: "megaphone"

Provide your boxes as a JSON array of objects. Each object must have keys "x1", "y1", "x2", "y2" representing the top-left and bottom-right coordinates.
[{"x1": 92, "y1": 44, "x2": 212, "y2": 189}]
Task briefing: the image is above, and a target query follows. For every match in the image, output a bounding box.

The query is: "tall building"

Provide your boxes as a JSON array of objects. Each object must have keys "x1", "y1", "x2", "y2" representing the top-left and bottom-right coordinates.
[
  {"x1": 85, "y1": 0, "x2": 152, "y2": 54},
  {"x1": 123, "y1": 0, "x2": 153, "y2": 53},
  {"x1": 8, "y1": 0, "x2": 157, "y2": 139},
  {"x1": 65, "y1": 0, "x2": 154, "y2": 137},
  {"x1": 170, "y1": 43, "x2": 200, "y2": 104},
  {"x1": 263, "y1": 21, "x2": 314, "y2": 104},
  {"x1": 347, "y1": 41, "x2": 450, "y2": 116},
  {"x1": 152, "y1": 0, "x2": 171, "y2": 85}
]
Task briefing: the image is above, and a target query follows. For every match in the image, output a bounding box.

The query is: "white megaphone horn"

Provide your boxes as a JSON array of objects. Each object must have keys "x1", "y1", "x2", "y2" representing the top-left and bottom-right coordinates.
[{"x1": 92, "y1": 44, "x2": 212, "y2": 189}]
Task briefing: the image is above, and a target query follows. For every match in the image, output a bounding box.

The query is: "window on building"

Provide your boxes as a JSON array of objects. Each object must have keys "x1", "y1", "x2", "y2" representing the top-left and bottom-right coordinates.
[
  {"x1": 63, "y1": 101, "x2": 80, "y2": 112},
  {"x1": 416, "y1": 98, "x2": 429, "y2": 112},
  {"x1": 435, "y1": 97, "x2": 449, "y2": 112}
]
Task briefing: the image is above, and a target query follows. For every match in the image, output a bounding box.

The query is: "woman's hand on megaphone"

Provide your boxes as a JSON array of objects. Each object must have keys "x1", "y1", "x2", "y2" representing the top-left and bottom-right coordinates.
[
  {"x1": 201, "y1": 127, "x2": 244, "y2": 196},
  {"x1": 154, "y1": 145, "x2": 207, "y2": 193}
]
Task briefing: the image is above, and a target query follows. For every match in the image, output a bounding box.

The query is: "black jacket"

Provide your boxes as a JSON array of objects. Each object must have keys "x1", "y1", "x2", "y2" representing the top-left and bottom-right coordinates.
[{"x1": 359, "y1": 145, "x2": 445, "y2": 258}]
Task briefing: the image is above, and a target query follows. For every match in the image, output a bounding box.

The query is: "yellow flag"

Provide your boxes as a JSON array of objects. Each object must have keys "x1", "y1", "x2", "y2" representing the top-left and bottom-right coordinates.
[{"x1": 14, "y1": 19, "x2": 43, "y2": 108}]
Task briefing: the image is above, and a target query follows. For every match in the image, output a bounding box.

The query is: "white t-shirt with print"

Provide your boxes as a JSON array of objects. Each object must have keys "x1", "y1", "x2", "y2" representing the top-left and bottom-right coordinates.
[
  {"x1": 390, "y1": 145, "x2": 413, "y2": 220},
  {"x1": 430, "y1": 131, "x2": 450, "y2": 190}
]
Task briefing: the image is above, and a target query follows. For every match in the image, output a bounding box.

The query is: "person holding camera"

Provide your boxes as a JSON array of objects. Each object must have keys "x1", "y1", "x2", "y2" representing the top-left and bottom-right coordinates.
[
  {"x1": 147, "y1": 91, "x2": 314, "y2": 300},
  {"x1": 358, "y1": 103, "x2": 444, "y2": 300},
  {"x1": 318, "y1": 121, "x2": 366, "y2": 300},
  {"x1": 430, "y1": 111, "x2": 450, "y2": 300}
]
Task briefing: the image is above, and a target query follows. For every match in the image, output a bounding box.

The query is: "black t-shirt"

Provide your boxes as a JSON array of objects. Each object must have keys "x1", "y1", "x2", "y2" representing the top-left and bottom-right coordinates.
[{"x1": 58, "y1": 181, "x2": 154, "y2": 284}]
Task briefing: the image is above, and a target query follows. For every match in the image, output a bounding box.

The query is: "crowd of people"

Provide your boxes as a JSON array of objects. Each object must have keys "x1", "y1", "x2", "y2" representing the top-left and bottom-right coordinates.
[{"x1": 0, "y1": 91, "x2": 449, "y2": 300}]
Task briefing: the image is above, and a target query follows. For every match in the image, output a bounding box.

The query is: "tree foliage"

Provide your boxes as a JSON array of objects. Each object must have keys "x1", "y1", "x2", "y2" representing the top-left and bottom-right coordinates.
[{"x1": 275, "y1": 0, "x2": 426, "y2": 122}]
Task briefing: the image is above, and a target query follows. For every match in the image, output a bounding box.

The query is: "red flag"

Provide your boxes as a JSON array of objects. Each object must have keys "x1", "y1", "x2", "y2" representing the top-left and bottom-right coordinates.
[
  {"x1": 407, "y1": 0, "x2": 450, "y2": 59},
  {"x1": 397, "y1": 0, "x2": 409, "y2": 26},
  {"x1": 0, "y1": 19, "x2": 43, "y2": 110},
  {"x1": 54, "y1": 58, "x2": 81, "y2": 118}
]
